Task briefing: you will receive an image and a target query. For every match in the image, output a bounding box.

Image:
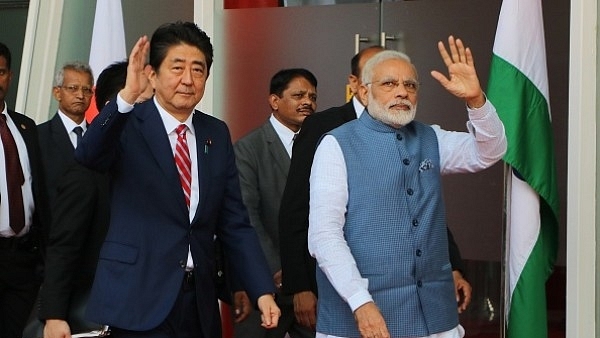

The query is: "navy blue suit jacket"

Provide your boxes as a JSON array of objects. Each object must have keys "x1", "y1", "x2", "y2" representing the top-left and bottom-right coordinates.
[{"x1": 75, "y1": 99, "x2": 274, "y2": 337}]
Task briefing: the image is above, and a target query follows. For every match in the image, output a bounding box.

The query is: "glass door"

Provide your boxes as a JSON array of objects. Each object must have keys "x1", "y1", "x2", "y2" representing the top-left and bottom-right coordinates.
[
  {"x1": 219, "y1": 1, "x2": 567, "y2": 337},
  {"x1": 221, "y1": 2, "x2": 380, "y2": 140}
]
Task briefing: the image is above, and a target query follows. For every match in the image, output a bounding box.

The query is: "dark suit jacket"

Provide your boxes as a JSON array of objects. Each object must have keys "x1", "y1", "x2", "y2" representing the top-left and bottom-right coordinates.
[
  {"x1": 38, "y1": 164, "x2": 109, "y2": 328},
  {"x1": 37, "y1": 113, "x2": 77, "y2": 204},
  {"x1": 278, "y1": 100, "x2": 465, "y2": 296},
  {"x1": 7, "y1": 109, "x2": 48, "y2": 249},
  {"x1": 234, "y1": 120, "x2": 289, "y2": 275},
  {"x1": 75, "y1": 99, "x2": 274, "y2": 337},
  {"x1": 279, "y1": 101, "x2": 356, "y2": 295}
]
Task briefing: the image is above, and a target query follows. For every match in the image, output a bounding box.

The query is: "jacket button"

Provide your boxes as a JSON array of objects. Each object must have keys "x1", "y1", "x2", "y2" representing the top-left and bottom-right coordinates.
[{"x1": 402, "y1": 158, "x2": 410, "y2": 165}]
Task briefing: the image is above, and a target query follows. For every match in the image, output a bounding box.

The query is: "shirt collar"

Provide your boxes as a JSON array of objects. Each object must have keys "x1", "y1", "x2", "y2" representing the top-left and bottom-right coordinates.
[
  {"x1": 269, "y1": 114, "x2": 297, "y2": 146},
  {"x1": 57, "y1": 110, "x2": 87, "y2": 133},
  {"x1": 154, "y1": 97, "x2": 195, "y2": 135},
  {"x1": 352, "y1": 96, "x2": 365, "y2": 119}
]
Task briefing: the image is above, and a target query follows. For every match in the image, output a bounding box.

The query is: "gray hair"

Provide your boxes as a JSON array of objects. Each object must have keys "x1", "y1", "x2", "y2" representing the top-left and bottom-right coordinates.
[
  {"x1": 53, "y1": 61, "x2": 94, "y2": 87},
  {"x1": 361, "y1": 50, "x2": 416, "y2": 84}
]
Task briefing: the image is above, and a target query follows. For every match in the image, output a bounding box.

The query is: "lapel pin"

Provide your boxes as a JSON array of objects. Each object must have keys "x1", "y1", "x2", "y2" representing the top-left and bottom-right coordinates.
[{"x1": 205, "y1": 139, "x2": 212, "y2": 154}]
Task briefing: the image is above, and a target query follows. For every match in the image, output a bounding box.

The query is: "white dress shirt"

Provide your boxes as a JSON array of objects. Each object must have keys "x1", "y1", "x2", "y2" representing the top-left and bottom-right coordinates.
[
  {"x1": 269, "y1": 114, "x2": 296, "y2": 158},
  {"x1": 351, "y1": 95, "x2": 365, "y2": 119},
  {"x1": 57, "y1": 110, "x2": 87, "y2": 148},
  {"x1": 0, "y1": 105, "x2": 35, "y2": 237}
]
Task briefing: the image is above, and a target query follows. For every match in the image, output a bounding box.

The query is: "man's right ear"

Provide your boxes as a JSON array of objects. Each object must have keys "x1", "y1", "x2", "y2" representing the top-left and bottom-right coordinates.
[
  {"x1": 347, "y1": 74, "x2": 359, "y2": 95},
  {"x1": 268, "y1": 94, "x2": 279, "y2": 111},
  {"x1": 52, "y1": 86, "x2": 61, "y2": 101},
  {"x1": 358, "y1": 84, "x2": 369, "y2": 106}
]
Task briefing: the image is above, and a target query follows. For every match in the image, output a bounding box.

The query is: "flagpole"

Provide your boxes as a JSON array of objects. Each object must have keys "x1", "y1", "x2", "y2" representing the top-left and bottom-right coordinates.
[{"x1": 500, "y1": 162, "x2": 511, "y2": 338}]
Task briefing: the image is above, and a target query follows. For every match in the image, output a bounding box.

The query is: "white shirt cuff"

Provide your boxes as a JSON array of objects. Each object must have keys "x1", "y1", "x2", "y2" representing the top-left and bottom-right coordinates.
[
  {"x1": 347, "y1": 289, "x2": 374, "y2": 312},
  {"x1": 117, "y1": 93, "x2": 135, "y2": 113}
]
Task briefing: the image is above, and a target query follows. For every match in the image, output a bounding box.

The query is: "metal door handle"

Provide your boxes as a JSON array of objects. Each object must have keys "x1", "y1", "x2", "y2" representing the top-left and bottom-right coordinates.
[
  {"x1": 354, "y1": 33, "x2": 370, "y2": 54},
  {"x1": 381, "y1": 32, "x2": 396, "y2": 48},
  {"x1": 380, "y1": 32, "x2": 405, "y2": 52}
]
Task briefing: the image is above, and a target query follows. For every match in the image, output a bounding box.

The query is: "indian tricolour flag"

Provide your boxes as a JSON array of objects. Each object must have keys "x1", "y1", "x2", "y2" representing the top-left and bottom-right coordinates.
[
  {"x1": 85, "y1": 0, "x2": 127, "y2": 122},
  {"x1": 486, "y1": 0, "x2": 559, "y2": 337}
]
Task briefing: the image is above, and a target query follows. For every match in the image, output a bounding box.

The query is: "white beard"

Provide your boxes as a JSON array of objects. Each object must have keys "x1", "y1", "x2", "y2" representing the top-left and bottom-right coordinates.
[{"x1": 367, "y1": 93, "x2": 417, "y2": 128}]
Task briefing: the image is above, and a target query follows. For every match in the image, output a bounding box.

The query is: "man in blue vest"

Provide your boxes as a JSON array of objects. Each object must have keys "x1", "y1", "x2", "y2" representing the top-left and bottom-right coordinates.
[{"x1": 307, "y1": 36, "x2": 507, "y2": 338}]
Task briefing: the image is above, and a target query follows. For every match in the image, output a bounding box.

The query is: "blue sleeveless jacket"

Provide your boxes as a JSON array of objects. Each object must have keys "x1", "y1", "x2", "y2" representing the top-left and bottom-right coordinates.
[{"x1": 315, "y1": 112, "x2": 458, "y2": 337}]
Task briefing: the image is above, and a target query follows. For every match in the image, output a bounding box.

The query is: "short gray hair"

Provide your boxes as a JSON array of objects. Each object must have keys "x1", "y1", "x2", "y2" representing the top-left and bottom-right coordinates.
[
  {"x1": 361, "y1": 50, "x2": 415, "y2": 84},
  {"x1": 53, "y1": 61, "x2": 94, "y2": 87}
]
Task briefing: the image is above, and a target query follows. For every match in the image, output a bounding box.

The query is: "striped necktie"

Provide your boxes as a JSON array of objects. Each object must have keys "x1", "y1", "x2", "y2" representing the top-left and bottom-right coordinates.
[{"x1": 174, "y1": 124, "x2": 191, "y2": 208}]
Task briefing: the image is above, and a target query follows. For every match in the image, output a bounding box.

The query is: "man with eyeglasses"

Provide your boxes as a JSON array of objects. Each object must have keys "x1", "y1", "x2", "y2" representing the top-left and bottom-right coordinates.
[
  {"x1": 38, "y1": 61, "x2": 94, "y2": 204},
  {"x1": 279, "y1": 45, "x2": 473, "y2": 333},
  {"x1": 307, "y1": 36, "x2": 506, "y2": 338}
]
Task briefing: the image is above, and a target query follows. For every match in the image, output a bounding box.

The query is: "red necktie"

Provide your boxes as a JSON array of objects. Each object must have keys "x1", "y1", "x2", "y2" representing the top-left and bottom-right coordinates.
[
  {"x1": 174, "y1": 124, "x2": 192, "y2": 208},
  {"x1": 0, "y1": 114, "x2": 25, "y2": 234}
]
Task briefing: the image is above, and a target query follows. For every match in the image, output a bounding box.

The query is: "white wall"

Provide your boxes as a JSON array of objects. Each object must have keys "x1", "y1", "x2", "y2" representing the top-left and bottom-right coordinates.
[{"x1": 567, "y1": 0, "x2": 597, "y2": 336}]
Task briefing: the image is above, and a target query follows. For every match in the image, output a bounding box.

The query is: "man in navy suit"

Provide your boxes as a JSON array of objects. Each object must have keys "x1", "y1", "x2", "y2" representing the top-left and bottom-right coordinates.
[
  {"x1": 75, "y1": 22, "x2": 280, "y2": 338},
  {"x1": 0, "y1": 41, "x2": 48, "y2": 338},
  {"x1": 36, "y1": 60, "x2": 153, "y2": 338}
]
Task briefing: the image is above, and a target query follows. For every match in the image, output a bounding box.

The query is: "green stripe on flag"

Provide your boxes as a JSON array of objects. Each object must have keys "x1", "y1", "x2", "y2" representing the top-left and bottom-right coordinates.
[
  {"x1": 488, "y1": 56, "x2": 558, "y2": 215},
  {"x1": 488, "y1": 52, "x2": 559, "y2": 338},
  {"x1": 507, "y1": 198, "x2": 558, "y2": 337}
]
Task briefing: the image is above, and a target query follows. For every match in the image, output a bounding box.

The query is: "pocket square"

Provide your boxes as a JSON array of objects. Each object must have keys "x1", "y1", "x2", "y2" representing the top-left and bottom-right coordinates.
[{"x1": 419, "y1": 159, "x2": 434, "y2": 172}]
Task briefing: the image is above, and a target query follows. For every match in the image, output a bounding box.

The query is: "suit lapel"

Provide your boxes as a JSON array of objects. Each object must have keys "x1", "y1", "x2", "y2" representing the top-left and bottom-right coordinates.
[
  {"x1": 50, "y1": 114, "x2": 75, "y2": 156},
  {"x1": 190, "y1": 112, "x2": 211, "y2": 223},
  {"x1": 342, "y1": 100, "x2": 359, "y2": 122},
  {"x1": 8, "y1": 110, "x2": 33, "y2": 146},
  {"x1": 136, "y1": 102, "x2": 188, "y2": 215},
  {"x1": 262, "y1": 121, "x2": 290, "y2": 175}
]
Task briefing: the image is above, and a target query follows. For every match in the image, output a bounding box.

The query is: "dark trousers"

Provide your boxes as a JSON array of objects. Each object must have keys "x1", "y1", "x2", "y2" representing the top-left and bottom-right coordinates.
[
  {"x1": 0, "y1": 243, "x2": 42, "y2": 338},
  {"x1": 233, "y1": 295, "x2": 315, "y2": 338},
  {"x1": 110, "y1": 272, "x2": 205, "y2": 338}
]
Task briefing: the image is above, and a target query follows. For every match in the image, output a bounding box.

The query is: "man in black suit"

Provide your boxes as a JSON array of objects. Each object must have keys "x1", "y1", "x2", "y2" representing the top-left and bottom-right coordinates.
[
  {"x1": 37, "y1": 60, "x2": 143, "y2": 338},
  {"x1": 278, "y1": 46, "x2": 472, "y2": 330},
  {"x1": 0, "y1": 41, "x2": 48, "y2": 338},
  {"x1": 37, "y1": 164, "x2": 109, "y2": 338},
  {"x1": 37, "y1": 61, "x2": 94, "y2": 204}
]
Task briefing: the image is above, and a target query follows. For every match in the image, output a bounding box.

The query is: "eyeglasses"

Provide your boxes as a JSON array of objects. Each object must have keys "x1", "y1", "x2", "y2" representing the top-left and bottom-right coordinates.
[
  {"x1": 59, "y1": 85, "x2": 94, "y2": 96},
  {"x1": 366, "y1": 79, "x2": 420, "y2": 94}
]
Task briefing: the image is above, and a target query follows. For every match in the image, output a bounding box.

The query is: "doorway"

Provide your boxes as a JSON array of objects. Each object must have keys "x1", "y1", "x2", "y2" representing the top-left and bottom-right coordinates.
[{"x1": 219, "y1": 1, "x2": 568, "y2": 337}]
